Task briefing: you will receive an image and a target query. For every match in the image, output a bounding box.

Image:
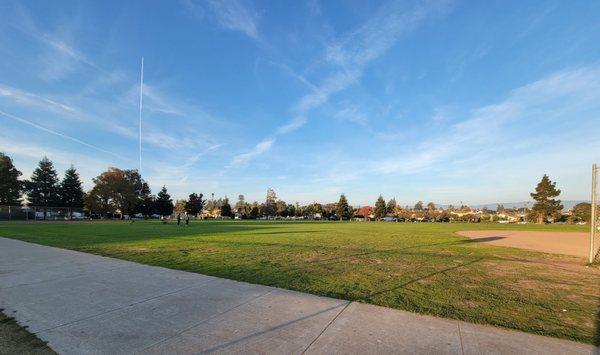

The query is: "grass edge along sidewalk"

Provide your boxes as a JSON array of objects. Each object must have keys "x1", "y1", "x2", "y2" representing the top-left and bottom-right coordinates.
[{"x1": 0, "y1": 309, "x2": 56, "y2": 354}]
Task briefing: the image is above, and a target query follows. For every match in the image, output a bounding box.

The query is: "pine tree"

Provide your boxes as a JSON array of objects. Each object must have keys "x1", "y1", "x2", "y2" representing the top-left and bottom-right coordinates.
[
  {"x1": 133, "y1": 181, "x2": 154, "y2": 217},
  {"x1": 530, "y1": 175, "x2": 563, "y2": 224},
  {"x1": 185, "y1": 193, "x2": 204, "y2": 216},
  {"x1": 59, "y1": 166, "x2": 84, "y2": 213},
  {"x1": 374, "y1": 195, "x2": 387, "y2": 220},
  {"x1": 386, "y1": 198, "x2": 397, "y2": 215},
  {"x1": 220, "y1": 197, "x2": 232, "y2": 217},
  {"x1": 155, "y1": 186, "x2": 174, "y2": 216},
  {"x1": 249, "y1": 202, "x2": 259, "y2": 219},
  {"x1": 336, "y1": 194, "x2": 351, "y2": 220},
  {"x1": 264, "y1": 188, "x2": 277, "y2": 217},
  {"x1": 27, "y1": 157, "x2": 60, "y2": 219},
  {"x1": 0, "y1": 152, "x2": 22, "y2": 205}
]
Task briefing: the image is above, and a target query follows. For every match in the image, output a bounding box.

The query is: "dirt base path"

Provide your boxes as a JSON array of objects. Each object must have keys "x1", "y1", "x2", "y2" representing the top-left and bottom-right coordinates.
[{"x1": 457, "y1": 230, "x2": 589, "y2": 258}]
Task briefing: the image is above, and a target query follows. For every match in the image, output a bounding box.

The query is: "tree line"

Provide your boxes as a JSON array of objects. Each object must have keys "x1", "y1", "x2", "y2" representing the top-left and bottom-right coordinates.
[
  {"x1": 0, "y1": 152, "x2": 586, "y2": 223},
  {"x1": 0, "y1": 153, "x2": 173, "y2": 219}
]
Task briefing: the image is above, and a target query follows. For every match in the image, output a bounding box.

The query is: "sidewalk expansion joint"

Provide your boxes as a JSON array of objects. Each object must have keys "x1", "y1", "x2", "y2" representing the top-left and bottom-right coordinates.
[{"x1": 301, "y1": 301, "x2": 351, "y2": 354}]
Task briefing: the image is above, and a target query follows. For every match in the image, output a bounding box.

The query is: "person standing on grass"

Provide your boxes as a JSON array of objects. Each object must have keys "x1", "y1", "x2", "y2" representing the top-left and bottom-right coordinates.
[
  {"x1": 185, "y1": 213, "x2": 190, "y2": 226},
  {"x1": 177, "y1": 213, "x2": 181, "y2": 225}
]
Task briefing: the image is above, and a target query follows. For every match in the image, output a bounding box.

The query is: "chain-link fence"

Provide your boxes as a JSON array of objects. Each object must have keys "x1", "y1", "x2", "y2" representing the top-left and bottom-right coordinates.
[
  {"x1": 0, "y1": 206, "x2": 86, "y2": 221},
  {"x1": 590, "y1": 164, "x2": 600, "y2": 263}
]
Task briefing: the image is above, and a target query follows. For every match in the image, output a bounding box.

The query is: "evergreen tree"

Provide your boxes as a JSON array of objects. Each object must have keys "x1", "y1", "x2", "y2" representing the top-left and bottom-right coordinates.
[
  {"x1": 530, "y1": 175, "x2": 563, "y2": 224},
  {"x1": 131, "y1": 183, "x2": 153, "y2": 217},
  {"x1": 27, "y1": 157, "x2": 60, "y2": 219},
  {"x1": 185, "y1": 193, "x2": 204, "y2": 216},
  {"x1": 220, "y1": 197, "x2": 232, "y2": 217},
  {"x1": 155, "y1": 186, "x2": 174, "y2": 216},
  {"x1": 138, "y1": 194, "x2": 156, "y2": 217},
  {"x1": 264, "y1": 188, "x2": 277, "y2": 217},
  {"x1": 0, "y1": 152, "x2": 22, "y2": 205},
  {"x1": 59, "y1": 166, "x2": 84, "y2": 212},
  {"x1": 374, "y1": 195, "x2": 387, "y2": 220},
  {"x1": 287, "y1": 203, "x2": 296, "y2": 218},
  {"x1": 249, "y1": 202, "x2": 259, "y2": 219},
  {"x1": 386, "y1": 198, "x2": 397, "y2": 215},
  {"x1": 336, "y1": 194, "x2": 351, "y2": 220}
]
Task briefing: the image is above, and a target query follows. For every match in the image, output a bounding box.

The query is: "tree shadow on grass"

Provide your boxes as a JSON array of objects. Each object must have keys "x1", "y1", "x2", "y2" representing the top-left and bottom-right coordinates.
[
  {"x1": 367, "y1": 257, "x2": 484, "y2": 298},
  {"x1": 464, "y1": 236, "x2": 506, "y2": 243},
  {"x1": 198, "y1": 303, "x2": 347, "y2": 354},
  {"x1": 237, "y1": 230, "x2": 328, "y2": 236}
]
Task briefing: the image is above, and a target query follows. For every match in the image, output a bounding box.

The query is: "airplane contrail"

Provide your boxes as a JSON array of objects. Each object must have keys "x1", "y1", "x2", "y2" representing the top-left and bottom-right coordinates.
[
  {"x1": 138, "y1": 56, "x2": 144, "y2": 174},
  {"x1": 0, "y1": 109, "x2": 129, "y2": 161}
]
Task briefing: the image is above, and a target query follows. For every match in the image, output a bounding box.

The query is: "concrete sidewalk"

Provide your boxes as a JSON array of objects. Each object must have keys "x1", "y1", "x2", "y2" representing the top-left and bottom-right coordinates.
[{"x1": 0, "y1": 237, "x2": 596, "y2": 354}]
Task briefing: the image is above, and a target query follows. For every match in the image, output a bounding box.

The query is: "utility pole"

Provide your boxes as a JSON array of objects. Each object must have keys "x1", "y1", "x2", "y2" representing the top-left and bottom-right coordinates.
[{"x1": 590, "y1": 164, "x2": 598, "y2": 263}]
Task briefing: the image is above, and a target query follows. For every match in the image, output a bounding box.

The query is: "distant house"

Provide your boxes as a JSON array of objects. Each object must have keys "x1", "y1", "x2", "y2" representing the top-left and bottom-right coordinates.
[{"x1": 354, "y1": 206, "x2": 374, "y2": 221}]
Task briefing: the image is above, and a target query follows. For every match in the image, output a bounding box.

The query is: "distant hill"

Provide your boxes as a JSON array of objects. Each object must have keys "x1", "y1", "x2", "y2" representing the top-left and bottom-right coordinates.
[{"x1": 465, "y1": 200, "x2": 586, "y2": 211}]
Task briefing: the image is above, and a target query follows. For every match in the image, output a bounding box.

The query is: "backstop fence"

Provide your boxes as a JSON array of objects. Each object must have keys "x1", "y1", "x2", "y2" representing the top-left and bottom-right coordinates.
[
  {"x1": 0, "y1": 205, "x2": 86, "y2": 221},
  {"x1": 591, "y1": 164, "x2": 600, "y2": 263}
]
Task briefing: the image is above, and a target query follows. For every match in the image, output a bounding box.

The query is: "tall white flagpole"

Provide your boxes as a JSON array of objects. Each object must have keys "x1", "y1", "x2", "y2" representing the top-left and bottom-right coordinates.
[{"x1": 138, "y1": 56, "x2": 144, "y2": 174}]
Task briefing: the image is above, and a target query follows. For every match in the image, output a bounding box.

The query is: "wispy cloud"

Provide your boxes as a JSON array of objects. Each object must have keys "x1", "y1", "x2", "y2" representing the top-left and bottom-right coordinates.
[
  {"x1": 182, "y1": 0, "x2": 260, "y2": 40},
  {"x1": 0, "y1": 135, "x2": 110, "y2": 185},
  {"x1": 275, "y1": 116, "x2": 307, "y2": 135},
  {"x1": 0, "y1": 84, "x2": 77, "y2": 114},
  {"x1": 0, "y1": 109, "x2": 128, "y2": 161},
  {"x1": 371, "y1": 65, "x2": 600, "y2": 175},
  {"x1": 230, "y1": 137, "x2": 274, "y2": 166},
  {"x1": 7, "y1": 5, "x2": 102, "y2": 80},
  {"x1": 334, "y1": 105, "x2": 369, "y2": 125},
  {"x1": 38, "y1": 33, "x2": 100, "y2": 71},
  {"x1": 233, "y1": 0, "x2": 452, "y2": 165},
  {"x1": 0, "y1": 82, "x2": 140, "y2": 141}
]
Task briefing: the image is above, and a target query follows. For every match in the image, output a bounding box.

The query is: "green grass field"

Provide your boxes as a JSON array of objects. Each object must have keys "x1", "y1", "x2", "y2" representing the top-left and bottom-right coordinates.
[{"x1": 0, "y1": 221, "x2": 598, "y2": 344}]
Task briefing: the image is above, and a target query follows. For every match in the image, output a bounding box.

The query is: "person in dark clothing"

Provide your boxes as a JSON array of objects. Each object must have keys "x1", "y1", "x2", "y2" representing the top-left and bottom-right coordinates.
[
  {"x1": 185, "y1": 213, "x2": 190, "y2": 225},
  {"x1": 177, "y1": 213, "x2": 181, "y2": 225}
]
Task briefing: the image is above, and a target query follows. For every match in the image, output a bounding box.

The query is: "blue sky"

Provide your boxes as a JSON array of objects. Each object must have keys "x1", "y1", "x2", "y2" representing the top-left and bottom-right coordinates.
[{"x1": 1, "y1": 0, "x2": 599, "y2": 206}]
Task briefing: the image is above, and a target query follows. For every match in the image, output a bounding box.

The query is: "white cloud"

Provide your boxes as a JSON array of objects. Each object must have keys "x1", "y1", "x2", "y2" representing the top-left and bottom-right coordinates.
[
  {"x1": 0, "y1": 84, "x2": 77, "y2": 114},
  {"x1": 182, "y1": 0, "x2": 260, "y2": 40},
  {"x1": 371, "y1": 65, "x2": 600, "y2": 175},
  {"x1": 230, "y1": 138, "x2": 275, "y2": 166},
  {"x1": 7, "y1": 6, "x2": 102, "y2": 80},
  {"x1": 334, "y1": 106, "x2": 368, "y2": 125},
  {"x1": 0, "y1": 135, "x2": 111, "y2": 187},
  {"x1": 276, "y1": 116, "x2": 307, "y2": 135},
  {"x1": 0, "y1": 109, "x2": 129, "y2": 161},
  {"x1": 234, "y1": 0, "x2": 452, "y2": 165}
]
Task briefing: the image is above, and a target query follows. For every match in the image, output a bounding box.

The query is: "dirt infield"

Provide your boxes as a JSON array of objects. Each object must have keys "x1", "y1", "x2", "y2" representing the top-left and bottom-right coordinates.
[{"x1": 457, "y1": 230, "x2": 589, "y2": 258}]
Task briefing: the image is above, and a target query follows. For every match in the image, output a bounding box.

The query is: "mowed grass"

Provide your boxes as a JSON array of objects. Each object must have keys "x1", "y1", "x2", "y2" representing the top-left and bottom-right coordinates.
[{"x1": 0, "y1": 221, "x2": 598, "y2": 344}]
